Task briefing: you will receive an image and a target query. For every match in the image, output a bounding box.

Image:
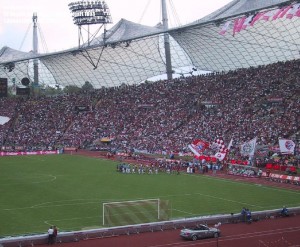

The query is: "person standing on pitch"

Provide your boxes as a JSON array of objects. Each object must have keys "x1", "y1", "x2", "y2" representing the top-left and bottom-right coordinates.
[
  {"x1": 47, "y1": 226, "x2": 54, "y2": 245},
  {"x1": 53, "y1": 226, "x2": 58, "y2": 244}
]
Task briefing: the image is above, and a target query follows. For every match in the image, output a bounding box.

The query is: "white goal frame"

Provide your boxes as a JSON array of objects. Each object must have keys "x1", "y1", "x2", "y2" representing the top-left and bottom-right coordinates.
[{"x1": 102, "y1": 198, "x2": 160, "y2": 226}]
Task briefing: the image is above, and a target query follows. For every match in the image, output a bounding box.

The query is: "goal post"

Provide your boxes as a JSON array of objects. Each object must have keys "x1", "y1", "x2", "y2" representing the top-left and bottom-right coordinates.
[{"x1": 103, "y1": 199, "x2": 170, "y2": 227}]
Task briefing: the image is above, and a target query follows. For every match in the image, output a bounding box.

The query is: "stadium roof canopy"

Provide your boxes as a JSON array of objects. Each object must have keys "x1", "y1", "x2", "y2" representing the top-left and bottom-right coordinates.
[{"x1": 0, "y1": 0, "x2": 299, "y2": 89}]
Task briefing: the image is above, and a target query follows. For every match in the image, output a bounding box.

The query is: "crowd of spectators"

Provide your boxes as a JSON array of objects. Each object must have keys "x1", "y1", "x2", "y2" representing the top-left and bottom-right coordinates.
[
  {"x1": 227, "y1": 164, "x2": 259, "y2": 177},
  {"x1": 0, "y1": 97, "x2": 20, "y2": 146},
  {"x1": 0, "y1": 59, "x2": 299, "y2": 163}
]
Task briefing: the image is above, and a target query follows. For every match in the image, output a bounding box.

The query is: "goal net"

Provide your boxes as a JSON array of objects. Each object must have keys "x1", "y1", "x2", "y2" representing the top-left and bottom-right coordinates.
[{"x1": 103, "y1": 199, "x2": 170, "y2": 227}]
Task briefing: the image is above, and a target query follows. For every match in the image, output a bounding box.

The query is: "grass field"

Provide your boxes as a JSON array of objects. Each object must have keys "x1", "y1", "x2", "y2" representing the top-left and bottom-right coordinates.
[{"x1": 1, "y1": 154, "x2": 300, "y2": 237}]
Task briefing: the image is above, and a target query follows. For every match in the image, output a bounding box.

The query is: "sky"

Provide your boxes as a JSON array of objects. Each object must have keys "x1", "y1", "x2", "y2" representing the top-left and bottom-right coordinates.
[{"x1": 0, "y1": 0, "x2": 233, "y2": 53}]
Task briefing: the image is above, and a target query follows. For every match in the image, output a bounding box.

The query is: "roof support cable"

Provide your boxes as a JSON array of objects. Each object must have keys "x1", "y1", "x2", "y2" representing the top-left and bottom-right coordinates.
[
  {"x1": 81, "y1": 45, "x2": 105, "y2": 70},
  {"x1": 37, "y1": 23, "x2": 49, "y2": 53},
  {"x1": 138, "y1": 0, "x2": 151, "y2": 24},
  {"x1": 19, "y1": 23, "x2": 32, "y2": 51},
  {"x1": 168, "y1": 0, "x2": 181, "y2": 27},
  {"x1": 80, "y1": 24, "x2": 104, "y2": 46}
]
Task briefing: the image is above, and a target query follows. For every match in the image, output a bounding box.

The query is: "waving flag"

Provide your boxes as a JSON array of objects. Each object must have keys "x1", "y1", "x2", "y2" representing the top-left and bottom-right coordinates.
[
  {"x1": 0, "y1": 116, "x2": 10, "y2": 125},
  {"x1": 262, "y1": 10, "x2": 276, "y2": 21},
  {"x1": 189, "y1": 139, "x2": 210, "y2": 156},
  {"x1": 214, "y1": 138, "x2": 233, "y2": 161},
  {"x1": 219, "y1": 4, "x2": 300, "y2": 38},
  {"x1": 296, "y1": 7, "x2": 300, "y2": 17},
  {"x1": 240, "y1": 137, "x2": 257, "y2": 157},
  {"x1": 272, "y1": 6, "x2": 292, "y2": 20},
  {"x1": 278, "y1": 5, "x2": 293, "y2": 18},
  {"x1": 188, "y1": 145, "x2": 200, "y2": 156},
  {"x1": 192, "y1": 139, "x2": 209, "y2": 152},
  {"x1": 210, "y1": 138, "x2": 224, "y2": 151},
  {"x1": 286, "y1": 3, "x2": 300, "y2": 19},
  {"x1": 219, "y1": 20, "x2": 232, "y2": 35},
  {"x1": 227, "y1": 138, "x2": 233, "y2": 151},
  {"x1": 241, "y1": 15, "x2": 254, "y2": 30},
  {"x1": 233, "y1": 17, "x2": 246, "y2": 36},
  {"x1": 279, "y1": 139, "x2": 295, "y2": 154},
  {"x1": 250, "y1": 12, "x2": 265, "y2": 26},
  {"x1": 215, "y1": 152, "x2": 226, "y2": 161}
]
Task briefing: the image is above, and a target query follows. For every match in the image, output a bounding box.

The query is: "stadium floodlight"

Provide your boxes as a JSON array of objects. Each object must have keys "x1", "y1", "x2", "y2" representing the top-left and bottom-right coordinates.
[
  {"x1": 68, "y1": 1, "x2": 112, "y2": 48},
  {"x1": 68, "y1": 1, "x2": 112, "y2": 26}
]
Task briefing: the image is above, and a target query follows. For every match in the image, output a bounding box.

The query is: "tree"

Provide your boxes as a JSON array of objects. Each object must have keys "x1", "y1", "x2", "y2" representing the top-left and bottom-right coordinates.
[
  {"x1": 82, "y1": 81, "x2": 94, "y2": 92},
  {"x1": 42, "y1": 85, "x2": 63, "y2": 96},
  {"x1": 63, "y1": 85, "x2": 81, "y2": 94}
]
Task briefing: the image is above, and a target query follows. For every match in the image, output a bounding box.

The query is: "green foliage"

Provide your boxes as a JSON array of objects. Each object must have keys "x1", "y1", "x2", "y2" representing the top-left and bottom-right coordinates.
[
  {"x1": 63, "y1": 85, "x2": 81, "y2": 94},
  {"x1": 42, "y1": 85, "x2": 63, "y2": 96},
  {"x1": 81, "y1": 81, "x2": 94, "y2": 91},
  {"x1": 0, "y1": 155, "x2": 299, "y2": 237}
]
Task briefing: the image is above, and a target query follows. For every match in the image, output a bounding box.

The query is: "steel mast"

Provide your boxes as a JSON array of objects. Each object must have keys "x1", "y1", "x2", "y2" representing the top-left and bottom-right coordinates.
[
  {"x1": 161, "y1": 0, "x2": 173, "y2": 80},
  {"x1": 32, "y1": 13, "x2": 39, "y2": 86}
]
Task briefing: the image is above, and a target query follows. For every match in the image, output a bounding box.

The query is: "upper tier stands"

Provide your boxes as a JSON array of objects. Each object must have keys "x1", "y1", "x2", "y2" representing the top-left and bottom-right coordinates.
[{"x1": 0, "y1": 59, "x2": 299, "y2": 157}]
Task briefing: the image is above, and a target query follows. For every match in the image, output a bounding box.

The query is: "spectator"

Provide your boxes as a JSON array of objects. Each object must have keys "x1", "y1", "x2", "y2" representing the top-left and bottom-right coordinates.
[
  {"x1": 53, "y1": 226, "x2": 58, "y2": 244},
  {"x1": 0, "y1": 59, "x2": 299, "y2": 164},
  {"x1": 240, "y1": 208, "x2": 246, "y2": 222},
  {"x1": 47, "y1": 226, "x2": 54, "y2": 245},
  {"x1": 246, "y1": 209, "x2": 252, "y2": 223},
  {"x1": 280, "y1": 206, "x2": 289, "y2": 217}
]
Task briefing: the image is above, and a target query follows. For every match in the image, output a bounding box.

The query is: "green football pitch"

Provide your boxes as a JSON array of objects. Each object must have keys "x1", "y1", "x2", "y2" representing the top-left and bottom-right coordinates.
[{"x1": 1, "y1": 154, "x2": 300, "y2": 237}]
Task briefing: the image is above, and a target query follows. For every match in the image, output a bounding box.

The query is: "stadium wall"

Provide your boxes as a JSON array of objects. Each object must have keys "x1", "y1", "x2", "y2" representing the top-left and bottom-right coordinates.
[{"x1": 1, "y1": 207, "x2": 300, "y2": 247}]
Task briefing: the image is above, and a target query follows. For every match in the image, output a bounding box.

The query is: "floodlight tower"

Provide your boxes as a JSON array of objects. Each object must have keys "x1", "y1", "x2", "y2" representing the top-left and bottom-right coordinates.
[
  {"x1": 32, "y1": 12, "x2": 39, "y2": 85},
  {"x1": 161, "y1": 0, "x2": 173, "y2": 80},
  {"x1": 68, "y1": 1, "x2": 113, "y2": 48}
]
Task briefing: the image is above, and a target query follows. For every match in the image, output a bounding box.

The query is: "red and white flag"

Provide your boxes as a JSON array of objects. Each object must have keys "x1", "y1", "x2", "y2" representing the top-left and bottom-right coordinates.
[
  {"x1": 240, "y1": 137, "x2": 257, "y2": 157},
  {"x1": 262, "y1": 10, "x2": 276, "y2": 21},
  {"x1": 272, "y1": 9, "x2": 283, "y2": 20},
  {"x1": 250, "y1": 12, "x2": 265, "y2": 26},
  {"x1": 210, "y1": 138, "x2": 225, "y2": 152},
  {"x1": 286, "y1": 3, "x2": 300, "y2": 19},
  {"x1": 271, "y1": 5, "x2": 293, "y2": 20},
  {"x1": 278, "y1": 5, "x2": 293, "y2": 18},
  {"x1": 233, "y1": 17, "x2": 246, "y2": 35},
  {"x1": 188, "y1": 144, "x2": 200, "y2": 156},
  {"x1": 227, "y1": 138, "x2": 233, "y2": 150},
  {"x1": 214, "y1": 138, "x2": 233, "y2": 161},
  {"x1": 215, "y1": 152, "x2": 226, "y2": 161},
  {"x1": 219, "y1": 20, "x2": 232, "y2": 35},
  {"x1": 241, "y1": 15, "x2": 254, "y2": 30},
  {"x1": 188, "y1": 139, "x2": 210, "y2": 156},
  {"x1": 279, "y1": 139, "x2": 295, "y2": 154},
  {"x1": 295, "y1": 6, "x2": 300, "y2": 17}
]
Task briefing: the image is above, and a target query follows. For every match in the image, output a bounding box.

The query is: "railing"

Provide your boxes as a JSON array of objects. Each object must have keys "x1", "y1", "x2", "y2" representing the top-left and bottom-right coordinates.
[{"x1": 1, "y1": 207, "x2": 299, "y2": 247}]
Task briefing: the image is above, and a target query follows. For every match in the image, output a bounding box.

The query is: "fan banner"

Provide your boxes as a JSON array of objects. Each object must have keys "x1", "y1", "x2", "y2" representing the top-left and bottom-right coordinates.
[
  {"x1": 0, "y1": 116, "x2": 10, "y2": 125},
  {"x1": 219, "y1": 20, "x2": 231, "y2": 35},
  {"x1": 190, "y1": 139, "x2": 210, "y2": 154},
  {"x1": 188, "y1": 144, "x2": 200, "y2": 157},
  {"x1": 215, "y1": 152, "x2": 226, "y2": 161},
  {"x1": 240, "y1": 137, "x2": 257, "y2": 157},
  {"x1": 219, "y1": 3, "x2": 299, "y2": 35},
  {"x1": 279, "y1": 139, "x2": 295, "y2": 154}
]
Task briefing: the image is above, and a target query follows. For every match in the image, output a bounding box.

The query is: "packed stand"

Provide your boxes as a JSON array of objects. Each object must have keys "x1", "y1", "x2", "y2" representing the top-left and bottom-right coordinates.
[{"x1": 0, "y1": 59, "x2": 299, "y2": 158}]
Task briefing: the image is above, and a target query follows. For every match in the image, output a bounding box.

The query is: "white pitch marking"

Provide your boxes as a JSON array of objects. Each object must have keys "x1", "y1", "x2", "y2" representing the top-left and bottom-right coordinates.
[
  {"x1": 0, "y1": 174, "x2": 57, "y2": 186},
  {"x1": 193, "y1": 192, "x2": 265, "y2": 208},
  {"x1": 183, "y1": 173, "x2": 300, "y2": 195}
]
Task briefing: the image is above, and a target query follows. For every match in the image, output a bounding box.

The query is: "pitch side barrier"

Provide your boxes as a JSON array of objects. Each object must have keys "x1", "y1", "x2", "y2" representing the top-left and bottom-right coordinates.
[
  {"x1": 1, "y1": 207, "x2": 300, "y2": 247},
  {"x1": 0, "y1": 150, "x2": 60, "y2": 156}
]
